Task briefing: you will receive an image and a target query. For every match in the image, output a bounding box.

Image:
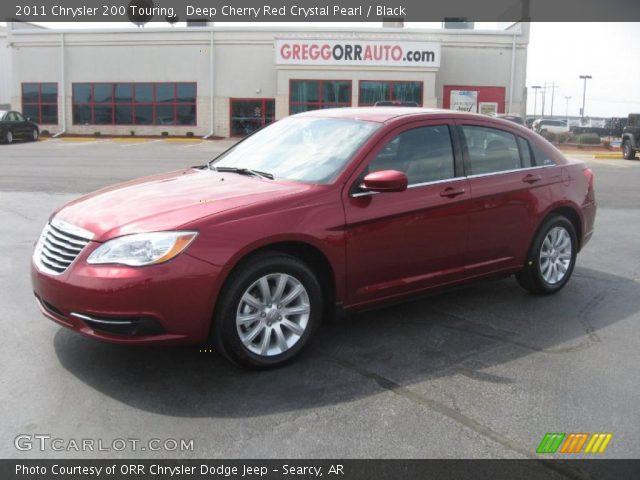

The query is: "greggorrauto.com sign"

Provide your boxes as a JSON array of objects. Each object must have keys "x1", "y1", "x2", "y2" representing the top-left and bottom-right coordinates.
[{"x1": 275, "y1": 39, "x2": 440, "y2": 68}]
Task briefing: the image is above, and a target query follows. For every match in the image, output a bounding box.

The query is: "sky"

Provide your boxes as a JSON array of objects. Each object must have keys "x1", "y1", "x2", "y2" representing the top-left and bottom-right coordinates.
[
  {"x1": 526, "y1": 23, "x2": 640, "y2": 118},
  {"x1": 3, "y1": 21, "x2": 640, "y2": 118}
]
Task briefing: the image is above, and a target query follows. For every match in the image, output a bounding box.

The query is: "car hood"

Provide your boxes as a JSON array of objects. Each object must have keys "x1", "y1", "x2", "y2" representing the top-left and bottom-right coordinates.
[{"x1": 54, "y1": 168, "x2": 311, "y2": 241}]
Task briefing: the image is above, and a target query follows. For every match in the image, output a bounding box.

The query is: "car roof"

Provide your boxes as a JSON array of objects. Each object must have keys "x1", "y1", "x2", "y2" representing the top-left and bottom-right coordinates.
[{"x1": 296, "y1": 107, "x2": 497, "y2": 124}]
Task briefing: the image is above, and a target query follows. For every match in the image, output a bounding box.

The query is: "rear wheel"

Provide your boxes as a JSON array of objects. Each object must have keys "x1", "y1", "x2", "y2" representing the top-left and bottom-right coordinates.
[
  {"x1": 212, "y1": 252, "x2": 322, "y2": 368},
  {"x1": 516, "y1": 215, "x2": 577, "y2": 295},
  {"x1": 623, "y1": 139, "x2": 636, "y2": 160},
  {"x1": 32, "y1": 128, "x2": 39, "y2": 142}
]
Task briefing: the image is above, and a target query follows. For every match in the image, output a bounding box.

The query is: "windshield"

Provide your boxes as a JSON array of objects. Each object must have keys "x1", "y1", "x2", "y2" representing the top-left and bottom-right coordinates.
[{"x1": 211, "y1": 116, "x2": 381, "y2": 184}]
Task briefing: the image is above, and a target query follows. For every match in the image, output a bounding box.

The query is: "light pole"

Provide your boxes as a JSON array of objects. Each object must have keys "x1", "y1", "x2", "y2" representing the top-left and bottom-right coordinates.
[
  {"x1": 579, "y1": 75, "x2": 592, "y2": 120},
  {"x1": 531, "y1": 85, "x2": 542, "y2": 121},
  {"x1": 564, "y1": 96, "x2": 571, "y2": 126},
  {"x1": 549, "y1": 82, "x2": 558, "y2": 117}
]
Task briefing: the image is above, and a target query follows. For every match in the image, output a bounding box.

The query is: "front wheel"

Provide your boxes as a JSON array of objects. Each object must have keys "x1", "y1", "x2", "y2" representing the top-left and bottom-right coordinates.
[
  {"x1": 516, "y1": 215, "x2": 577, "y2": 295},
  {"x1": 5, "y1": 130, "x2": 13, "y2": 144},
  {"x1": 212, "y1": 252, "x2": 322, "y2": 368},
  {"x1": 623, "y1": 139, "x2": 636, "y2": 160}
]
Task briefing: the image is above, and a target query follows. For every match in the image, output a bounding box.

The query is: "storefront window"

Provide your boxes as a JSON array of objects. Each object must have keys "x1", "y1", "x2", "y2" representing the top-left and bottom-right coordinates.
[
  {"x1": 22, "y1": 83, "x2": 58, "y2": 124},
  {"x1": 72, "y1": 82, "x2": 197, "y2": 125},
  {"x1": 230, "y1": 99, "x2": 275, "y2": 136},
  {"x1": 289, "y1": 80, "x2": 351, "y2": 114},
  {"x1": 358, "y1": 81, "x2": 423, "y2": 106}
]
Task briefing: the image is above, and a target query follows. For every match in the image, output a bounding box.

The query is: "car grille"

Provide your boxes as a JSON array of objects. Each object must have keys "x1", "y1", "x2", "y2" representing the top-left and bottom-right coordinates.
[{"x1": 35, "y1": 219, "x2": 93, "y2": 275}]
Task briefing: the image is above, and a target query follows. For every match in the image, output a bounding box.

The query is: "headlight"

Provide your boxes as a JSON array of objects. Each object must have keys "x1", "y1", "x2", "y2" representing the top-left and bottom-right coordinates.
[{"x1": 87, "y1": 231, "x2": 198, "y2": 267}]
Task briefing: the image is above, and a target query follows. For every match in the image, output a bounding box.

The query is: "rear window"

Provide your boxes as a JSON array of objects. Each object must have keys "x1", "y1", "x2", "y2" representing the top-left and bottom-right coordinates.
[
  {"x1": 531, "y1": 142, "x2": 555, "y2": 166},
  {"x1": 461, "y1": 125, "x2": 522, "y2": 175}
]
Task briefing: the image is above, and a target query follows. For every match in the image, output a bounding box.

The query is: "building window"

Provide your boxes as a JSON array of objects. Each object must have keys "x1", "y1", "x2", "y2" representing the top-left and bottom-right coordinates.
[
  {"x1": 72, "y1": 82, "x2": 196, "y2": 126},
  {"x1": 230, "y1": 99, "x2": 275, "y2": 136},
  {"x1": 22, "y1": 83, "x2": 58, "y2": 124},
  {"x1": 289, "y1": 80, "x2": 351, "y2": 114},
  {"x1": 358, "y1": 81, "x2": 423, "y2": 106}
]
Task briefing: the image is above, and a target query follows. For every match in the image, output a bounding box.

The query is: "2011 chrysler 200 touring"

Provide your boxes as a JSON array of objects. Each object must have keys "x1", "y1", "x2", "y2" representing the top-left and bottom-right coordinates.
[{"x1": 32, "y1": 108, "x2": 596, "y2": 368}]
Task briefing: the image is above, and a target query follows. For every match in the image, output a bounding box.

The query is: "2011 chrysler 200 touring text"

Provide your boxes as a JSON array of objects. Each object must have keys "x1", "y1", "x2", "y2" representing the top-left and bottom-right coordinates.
[{"x1": 31, "y1": 108, "x2": 596, "y2": 368}]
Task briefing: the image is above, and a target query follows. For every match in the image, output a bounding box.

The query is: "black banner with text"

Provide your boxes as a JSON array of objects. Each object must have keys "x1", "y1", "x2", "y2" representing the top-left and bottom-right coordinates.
[
  {"x1": 4, "y1": 0, "x2": 640, "y2": 23},
  {"x1": 3, "y1": 459, "x2": 640, "y2": 480}
]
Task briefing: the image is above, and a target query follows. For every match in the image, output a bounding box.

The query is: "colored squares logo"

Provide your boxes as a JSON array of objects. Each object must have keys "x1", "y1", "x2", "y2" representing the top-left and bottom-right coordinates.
[{"x1": 537, "y1": 433, "x2": 612, "y2": 454}]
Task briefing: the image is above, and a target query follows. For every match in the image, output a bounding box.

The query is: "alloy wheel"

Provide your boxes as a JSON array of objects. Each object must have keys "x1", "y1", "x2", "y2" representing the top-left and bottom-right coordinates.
[
  {"x1": 539, "y1": 226, "x2": 572, "y2": 285},
  {"x1": 236, "y1": 273, "x2": 310, "y2": 356}
]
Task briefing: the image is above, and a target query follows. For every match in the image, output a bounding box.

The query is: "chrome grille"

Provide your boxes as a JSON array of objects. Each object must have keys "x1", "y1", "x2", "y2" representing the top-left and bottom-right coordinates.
[{"x1": 34, "y1": 219, "x2": 93, "y2": 275}]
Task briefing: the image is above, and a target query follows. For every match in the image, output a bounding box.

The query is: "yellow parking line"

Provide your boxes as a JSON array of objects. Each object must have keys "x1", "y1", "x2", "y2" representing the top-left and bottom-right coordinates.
[
  {"x1": 593, "y1": 154, "x2": 622, "y2": 159},
  {"x1": 60, "y1": 137, "x2": 98, "y2": 142},
  {"x1": 163, "y1": 137, "x2": 202, "y2": 143},
  {"x1": 111, "y1": 137, "x2": 148, "y2": 143}
]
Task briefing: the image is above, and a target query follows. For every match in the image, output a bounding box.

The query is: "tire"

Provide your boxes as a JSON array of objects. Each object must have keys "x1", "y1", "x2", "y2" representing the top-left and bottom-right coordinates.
[
  {"x1": 5, "y1": 130, "x2": 13, "y2": 144},
  {"x1": 516, "y1": 215, "x2": 577, "y2": 295},
  {"x1": 212, "y1": 252, "x2": 323, "y2": 369},
  {"x1": 623, "y1": 139, "x2": 636, "y2": 160},
  {"x1": 32, "y1": 128, "x2": 39, "y2": 142}
]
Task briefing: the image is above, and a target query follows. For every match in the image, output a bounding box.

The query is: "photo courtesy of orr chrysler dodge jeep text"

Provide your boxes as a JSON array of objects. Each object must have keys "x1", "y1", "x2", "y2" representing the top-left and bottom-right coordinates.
[{"x1": 31, "y1": 108, "x2": 596, "y2": 368}]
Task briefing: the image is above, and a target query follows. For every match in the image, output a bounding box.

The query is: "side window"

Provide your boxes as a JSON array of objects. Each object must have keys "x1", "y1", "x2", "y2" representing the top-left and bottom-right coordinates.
[
  {"x1": 14, "y1": 112, "x2": 26, "y2": 122},
  {"x1": 368, "y1": 125, "x2": 455, "y2": 186},
  {"x1": 7, "y1": 112, "x2": 18, "y2": 122},
  {"x1": 531, "y1": 143, "x2": 555, "y2": 166},
  {"x1": 517, "y1": 137, "x2": 533, "y2": 168},
  {"x1": 461, "y1": 125, "x2": 522, "y2": 175}
]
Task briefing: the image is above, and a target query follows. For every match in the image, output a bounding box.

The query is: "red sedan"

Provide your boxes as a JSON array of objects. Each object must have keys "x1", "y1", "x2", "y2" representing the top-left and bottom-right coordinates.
[{"x1": 31, "y1": 108, "x2": 596, "y2": 368}]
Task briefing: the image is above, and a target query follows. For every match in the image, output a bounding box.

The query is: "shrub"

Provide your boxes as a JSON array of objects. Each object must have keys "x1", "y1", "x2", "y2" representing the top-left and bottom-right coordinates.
[
  {"x1": 577, "y1": 133, "x2": 600, "y2": 145},
  {"x1": 41, "y1": 129, "x2": 50, "y2": 136},
  {"x1": 556, "y1": 132, "x2": 571, "y2": 144},
  {"x1": 186, "y1": 131, "x2": 194, "y2": 137},
  {"x1": 540, "y1": 130, "x2": 557, "y2": 143},
  {"x1": 161, "y1": 131, "x2": 169, "y2": 137},
  {"x1": 130, "y1": 130, "x2": 135, "y2": 136},
  {"x1": 93, "y1": 131, "x2": 101, "y2": 137}
]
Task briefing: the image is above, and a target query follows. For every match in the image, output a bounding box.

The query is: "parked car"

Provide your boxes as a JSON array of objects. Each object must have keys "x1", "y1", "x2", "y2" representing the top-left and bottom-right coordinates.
[
  {"x1": 622, "y1": 113, "x2": 640, "y2": 160},
  {"x1": 532, "y1": 118, "x2": 569, "y2": 135},
  {"x1": 0, "y1": 110, "x2": 40, "y2": 144},
  {"x1": 495, "y1": 114, "x2": 526, "y2": 126},
  {"x1": 32, "y1": 108, "x2": 596, "y2": 368}
]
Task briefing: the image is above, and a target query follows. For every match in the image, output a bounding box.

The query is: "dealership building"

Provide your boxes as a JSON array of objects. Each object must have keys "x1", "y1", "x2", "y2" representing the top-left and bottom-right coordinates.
[{"x1": 5, "y1": 22, "x2": 529, "y2": 137}]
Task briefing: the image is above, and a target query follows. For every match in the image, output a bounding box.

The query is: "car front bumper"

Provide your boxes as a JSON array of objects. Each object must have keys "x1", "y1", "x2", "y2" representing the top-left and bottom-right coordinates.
[{"x1": 31, "y1": 249, "x2": 223, "y2": 345}]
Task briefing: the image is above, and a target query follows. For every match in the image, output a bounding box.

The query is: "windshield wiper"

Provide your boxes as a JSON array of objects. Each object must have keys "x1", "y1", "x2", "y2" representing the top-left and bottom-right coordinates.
[{"x1": 210, "y1": 166, "x2": 274, "y2": 180}]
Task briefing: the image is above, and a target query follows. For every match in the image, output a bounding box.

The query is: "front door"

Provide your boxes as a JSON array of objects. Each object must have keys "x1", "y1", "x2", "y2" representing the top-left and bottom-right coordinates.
[{"x1": 343, "y1": 121, "x2": 471, "y2": 307}]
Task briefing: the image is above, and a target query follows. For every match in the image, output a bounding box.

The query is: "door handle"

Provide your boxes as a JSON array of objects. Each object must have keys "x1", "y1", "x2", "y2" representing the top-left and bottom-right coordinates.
[
  {"x1": 522, "y1": 173, "x2": 542, "y2": 184},
  {"x1": 439, "y1": 187, "x2": 466, "y2": 198}
]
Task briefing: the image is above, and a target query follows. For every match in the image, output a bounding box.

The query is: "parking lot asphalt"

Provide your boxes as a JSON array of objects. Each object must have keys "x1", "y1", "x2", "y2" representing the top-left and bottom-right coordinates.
[{"x1": 1, "y1": 138, "x2": 639, "y2": 461}]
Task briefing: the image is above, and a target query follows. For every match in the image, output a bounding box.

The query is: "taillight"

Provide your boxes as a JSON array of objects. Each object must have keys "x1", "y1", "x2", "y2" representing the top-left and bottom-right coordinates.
[{"x1": 583, "y1": 168, "x2": 594, "y2": 190}]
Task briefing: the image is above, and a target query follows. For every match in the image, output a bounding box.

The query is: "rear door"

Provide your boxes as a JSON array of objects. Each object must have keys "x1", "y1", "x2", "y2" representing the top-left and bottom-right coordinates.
[
  {"x1": 456, "y1": 121, "x2": 562, "y2": 275},
  {"x1": 343, "y1": 120, "x2": 471, "y2": 307}
]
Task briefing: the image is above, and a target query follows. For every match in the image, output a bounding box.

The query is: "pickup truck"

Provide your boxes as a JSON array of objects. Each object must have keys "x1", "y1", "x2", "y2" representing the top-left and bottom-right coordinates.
[{"x1": 622, "y1": 113, "x2": 640, "y2": 159}]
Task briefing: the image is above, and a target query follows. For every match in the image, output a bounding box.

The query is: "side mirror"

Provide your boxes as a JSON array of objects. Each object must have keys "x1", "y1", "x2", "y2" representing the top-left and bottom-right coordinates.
[{"x1": 362, "y1": 170, "x2": 408, "y2": 193}]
